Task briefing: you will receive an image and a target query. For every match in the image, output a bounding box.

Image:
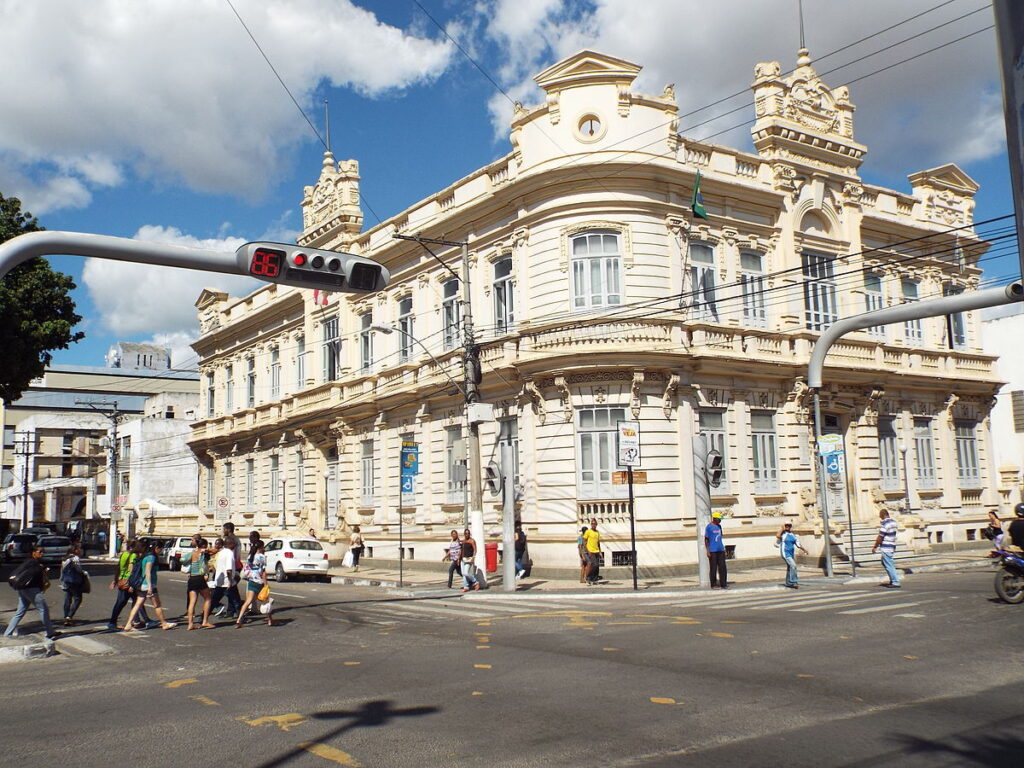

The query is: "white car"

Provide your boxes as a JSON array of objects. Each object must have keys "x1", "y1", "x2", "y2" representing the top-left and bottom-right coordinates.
[
  {"x1": 265, "y1": 537, "x2": 331, "y2": 582},
  {"x1": 166, "y1": 536, "x2": 196, "y2": 571}
]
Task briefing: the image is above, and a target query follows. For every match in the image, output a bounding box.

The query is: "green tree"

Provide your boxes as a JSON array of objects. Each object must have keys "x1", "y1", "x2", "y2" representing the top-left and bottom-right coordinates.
[{"x1": 0, "y1": 193, "x2": 85, "y2": 402}]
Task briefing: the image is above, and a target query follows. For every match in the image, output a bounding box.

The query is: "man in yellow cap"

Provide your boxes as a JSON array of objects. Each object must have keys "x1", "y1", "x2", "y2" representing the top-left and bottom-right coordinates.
[{"x1": 704, "y1": 512, "x2": 728, "y2": 589}]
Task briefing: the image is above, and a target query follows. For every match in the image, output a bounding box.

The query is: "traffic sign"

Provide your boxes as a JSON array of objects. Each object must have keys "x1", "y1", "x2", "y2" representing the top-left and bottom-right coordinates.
[
  {"x1": 401, "y1": 475, "x2": 415, "y2": 494},
  {"x1": 216, "y1": 496, "x2": 231, "y2": 521},
  {"x1": 825, "y1": 453, "x2": 842, "y2": 474},
  {"x1": 617, "y1": 420, "x2": 641, "y2": 467}
]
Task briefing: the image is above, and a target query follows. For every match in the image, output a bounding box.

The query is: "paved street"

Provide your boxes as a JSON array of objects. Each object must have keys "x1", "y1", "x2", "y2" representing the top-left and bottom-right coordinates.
[{"x1": 1, "y1": 565, "x2": 1021, "y2": 767}]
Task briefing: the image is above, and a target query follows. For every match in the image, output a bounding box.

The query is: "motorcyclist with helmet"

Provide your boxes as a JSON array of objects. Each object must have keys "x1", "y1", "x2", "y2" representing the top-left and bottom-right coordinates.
[{"x1": 1005, "y1": 503, "x2": 1024, "y2": 551}]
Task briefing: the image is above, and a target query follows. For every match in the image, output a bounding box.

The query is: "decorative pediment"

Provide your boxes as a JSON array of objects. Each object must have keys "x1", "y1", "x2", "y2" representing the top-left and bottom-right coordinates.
[
  {"x1": 908, "y1": 163, "x2": 979, "y2": 196},
  {"x1": 750, "y1": 49, "x2": 865, "y2": 175},
  {"x1": 534, "y1": 50, "x2": 641, "y2": 93},
  {"x1": 195, "y1": 288, "x2": 228, "y2": 310}
]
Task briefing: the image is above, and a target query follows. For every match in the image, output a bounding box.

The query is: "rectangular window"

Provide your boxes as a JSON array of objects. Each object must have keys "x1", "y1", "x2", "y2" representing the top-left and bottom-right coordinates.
[
  {"x1": 497, "y1": 417, "x2": 520, "y2": 487},
  {"x1": 295, "y1": 451, "x2": 304, "y2": 505},
  {"x1": 955, "y1": 421, "x2": 980, "y2": 489},
  {"x1": 863, "y1": 272, "x2": 886, "y2": 339},
  {"x1": 913, "y1": 418, "x2": 937, "y2": 489},
  {"x1": 398, "y1": 297, "x2": 414, "y2": 363},
  {"x1": 2, "y1": 426, "x2": 14, "y2": 449},
  {"x1": 877, "y1": 416, "x2": 900, "y2": 491},
  {"x1": 270, "y1": 347, "x2": 280, "y2": 400},
  {"x1": 493, "y1": 256, "x2": 515, "y2": 334},
  {"x1": 360, "y1": 440, "x2": 374, "y2": 506},
  {"x1": 206, "y1": 468, "x2": 215, "y2": 510},
  {"x1": 571, "y1": 231, "x2": 622, "y2": 310},
  {"x1": 120, "y1": 472, "x2": 130, "y2": 496},
  {"x1": 750, "y1": 411, "x2": 779, "y2": 494},
  {"x1": 120, "y1": 436, "x2": 131, "y2": 462},
  {"x1": 1012, "y1": 391, "x2": 1024, "y2": 434},
  {"x1": 446, "y1": 427, "x2": 466, "y2": 504},
  {"x1": 802, "y1": 252, "x2": 838, "y2": 331},
  {"x1": 224, "y1": 461, "x2": 233, "y2": 499},
  {"x1": 296, "y1": 335, "x2": 306, "y2": 388},
  {"x1": 442, "y1": 280, "x2": 461, "y2": 350},
  {"x1": 699, "y1": 410, "x2": 729, "y2": 493},
  {"x1": 688, "y1": 242, "x2": 718, "y2": 321},
  {"x1": 322, "y1": 316, "x2": 340, "y2": 381},
  {"x1": 360, "y1": 313, "x2": 373, "y2": 372},
  {"x1": 944, "y1": 285, "x2": 967, "y2": 350},
  {"x1": 246, "y1": 357, "x2": 256, "y2": 408},
  {"x1": 577, "y1": 407, "x2": 627, "y2": 499},
  {"x1": 902, "y1": 280, "x2": 923, "y2": 344},
  {"x1": 245, "y1": 459, "x2": 255, "y2": 508},
  {"x1": 225, "y1": 364, "x2": 234, "y2": 413},
  {"x1": 269, "y1": 455, "x2": 280, "y2": 505},
  {"x1": 206, "y1": 374, "x2": 215, "y2": 417},
  {"x1": 740, "y1": 250, "x2": 766, "y2": 328}
]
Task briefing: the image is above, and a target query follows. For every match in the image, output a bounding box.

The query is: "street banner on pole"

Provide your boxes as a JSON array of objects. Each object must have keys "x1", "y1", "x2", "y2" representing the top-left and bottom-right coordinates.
[{"x1": 617, "y1": 420, "x2": 640, "y2": 467}]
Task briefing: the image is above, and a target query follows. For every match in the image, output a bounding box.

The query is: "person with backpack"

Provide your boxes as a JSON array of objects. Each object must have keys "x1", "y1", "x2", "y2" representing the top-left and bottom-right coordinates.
[
  {"x1": 4, "y1": 545, "x2": 57, "y2": 640},
  {"x1": 184, "y1": 538, "x2": 214, "y2": 630},
  {"x1": 60, "y1": 543, "x2": 88, "y2": 626},
  {"x1": 122, "y1": 541, "x2": 176, "y2": 631},
  {"x1": 107, "y1": 540, "x2": 152, "y2": 631},
  {"x1": 514, "y1": 523, "x2": 527, "y2": 579}
]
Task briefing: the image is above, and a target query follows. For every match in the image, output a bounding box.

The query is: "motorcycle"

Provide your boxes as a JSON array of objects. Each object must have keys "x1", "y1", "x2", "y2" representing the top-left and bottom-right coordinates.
[{"x1": 993, "y1": 549, "x2": 1024, "y2": 604}]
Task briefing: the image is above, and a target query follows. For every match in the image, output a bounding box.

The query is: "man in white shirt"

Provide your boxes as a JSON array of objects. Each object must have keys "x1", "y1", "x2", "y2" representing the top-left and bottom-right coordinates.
[{"x1": 212, "y1": 538, "x2": 242, "y2": 618}]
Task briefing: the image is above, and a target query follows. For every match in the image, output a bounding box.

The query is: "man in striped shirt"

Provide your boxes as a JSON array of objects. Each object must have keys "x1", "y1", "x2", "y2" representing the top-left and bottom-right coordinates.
[{"x1": 871, "y1": 508, "x2": 901, "y2": 589}]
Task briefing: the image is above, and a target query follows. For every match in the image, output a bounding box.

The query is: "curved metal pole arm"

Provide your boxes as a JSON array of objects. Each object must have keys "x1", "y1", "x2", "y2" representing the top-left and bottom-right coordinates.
[{"x1": 807, "y1": 282, "x2": 1023, "y2": 390}]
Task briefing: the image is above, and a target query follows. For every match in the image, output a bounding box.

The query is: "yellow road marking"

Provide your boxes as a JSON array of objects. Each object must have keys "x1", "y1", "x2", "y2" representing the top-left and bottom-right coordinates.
[
  {"x1": 343, "y1": 661, "x2": 361, "y2": 666},
  {"x1": 903, "y1": 655, "x2": 919, "y2": 660},
  {"x1": 609, "y1": 621, "x2": 652, "y2": 626},
  {"x1": 474, "y1": 664, "x2": 492, "y2": 669},
  {"x1": 472, "y1": 691, "x2": 484, "y2": 696},
  {"x1": 165, "y1": 678, "x2": 197, "y2": 688},
  {"x1": 299, "y1": 742, "x2": 361, "y2": 766},
  {"x1": 650, "y1": 697, "x2": 677, "y2": 705},
  {"x1": 189, "y1": 695, "x2": 219, "y2": 706},
  {"x1": 476, "y1": 645, "x2": 489, "y2": 649},
  {"x1": 239, "y1": 713, "x2": 308, "y2": 731},
  {"x1": 672, "y1": 620, "x2": 702, "y2": 625},
  {"x1": 705, "y1": 632, "x2": 734, "y2": 639},
  {"x1": 603, "y1": 648, "x2": 620, "y2": 652},
  {"x1": 721, "y1": 620, "x2": 748, "y2": 624},
  {"x1": 476, "y1": 621, "x2": 492, "y2": 627},
  {"x1": 796, "y1": 674, "x2": 814, "y2": 679}
]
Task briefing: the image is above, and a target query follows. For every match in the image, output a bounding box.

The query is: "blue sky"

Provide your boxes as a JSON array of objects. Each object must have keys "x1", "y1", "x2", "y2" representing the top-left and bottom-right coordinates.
[{"x1": 0, "y1": 0, "x2": 1015, "y2": 371}]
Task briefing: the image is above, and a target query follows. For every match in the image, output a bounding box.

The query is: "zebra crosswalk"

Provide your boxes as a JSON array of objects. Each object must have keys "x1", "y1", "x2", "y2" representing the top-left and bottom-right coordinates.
[{"x1": 328, "y1": 586, "x2": 941, "y2": 627}]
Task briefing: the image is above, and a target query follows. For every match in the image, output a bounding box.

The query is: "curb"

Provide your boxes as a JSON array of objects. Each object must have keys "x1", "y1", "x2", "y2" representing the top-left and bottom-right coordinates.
[
  {"x1": 55, "y1": 634, "x2": 116, "y2": 657},
  {"x1": 0, "y1": 638, "x2": 55, "y2": 664}
]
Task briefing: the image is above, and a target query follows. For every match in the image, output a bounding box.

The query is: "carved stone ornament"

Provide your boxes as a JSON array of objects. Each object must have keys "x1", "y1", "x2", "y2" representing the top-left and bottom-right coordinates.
[
  {"x1": 771, "y1": 163, "x2": 798, "y2": 193},
  {"x1": 944, "y1": 393, "x2": 960, "y2": 424},
  {"x1": 662, "y1": 374, "x2": 680, "y2": 419},
  {"x1": 630, "y1": 370, "x2": 645, "y2": 418},
  {"x1": 521, "y1": 381, "x2": 546, "y2": 425},
  {"x1": 594, "y1": 386, "x2": 608, "y2": 405},
  {"x1": 554, "y1": 375, "x2": 572, "y2": 422}
]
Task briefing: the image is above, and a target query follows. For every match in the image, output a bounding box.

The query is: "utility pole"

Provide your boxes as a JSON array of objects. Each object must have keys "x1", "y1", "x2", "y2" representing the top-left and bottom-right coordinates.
[
  {"x1": 13, "y1": 431, "x2": 38, "y2": 529},
  {"x1": 77, "y1": 400, "x2": 123, "y2": 547}
]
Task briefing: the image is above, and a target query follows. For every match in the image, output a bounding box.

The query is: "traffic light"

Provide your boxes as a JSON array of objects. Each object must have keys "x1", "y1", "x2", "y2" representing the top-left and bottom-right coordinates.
[
  {"x1": 483, "y1": 461, "x2": 503, "y2": 497},
  {"x1": 236, "y1": 242, "x2": 390, "y2": 294},
  {"x1": 706, "y1": 449, "x2": 725, "y2": 488}
]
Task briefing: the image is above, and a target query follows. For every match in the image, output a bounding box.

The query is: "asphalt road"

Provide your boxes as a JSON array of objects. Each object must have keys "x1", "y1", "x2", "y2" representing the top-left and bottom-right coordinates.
[{"x1": 0, "y1": 564, "x2": 1021, "y2": 767}]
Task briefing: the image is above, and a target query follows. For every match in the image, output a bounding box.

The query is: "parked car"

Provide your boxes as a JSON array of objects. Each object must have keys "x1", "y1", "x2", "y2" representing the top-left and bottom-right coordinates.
[
  {"x1": 265, "y1": 537, "x2": 330, "y2": 582},
  {"x1": 37, "y1": 536, "x2": 73, "y2": 565},
  {"x1": 2, "y1": 533, "x2": 38, "y2": 563},
  {"x1": 166, "y1": 536, "x2": 196, "y2": 571}
]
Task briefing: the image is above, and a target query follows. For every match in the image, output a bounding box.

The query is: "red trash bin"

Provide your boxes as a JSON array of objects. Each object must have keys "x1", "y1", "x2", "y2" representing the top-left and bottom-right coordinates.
[{"x1": 485, "y1": 541, "x2": 499, "y2": 573}]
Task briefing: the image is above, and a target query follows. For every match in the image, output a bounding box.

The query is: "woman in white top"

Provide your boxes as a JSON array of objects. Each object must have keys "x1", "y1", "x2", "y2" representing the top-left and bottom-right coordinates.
[{"x1": 349, "y1": 526, "x2": 364, "y2": 572}]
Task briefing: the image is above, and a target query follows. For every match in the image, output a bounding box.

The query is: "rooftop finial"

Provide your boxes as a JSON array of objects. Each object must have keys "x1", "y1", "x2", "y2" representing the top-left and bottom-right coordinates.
[{"x1": 796, "y1": 0, "x2": 812, "y2": 66}]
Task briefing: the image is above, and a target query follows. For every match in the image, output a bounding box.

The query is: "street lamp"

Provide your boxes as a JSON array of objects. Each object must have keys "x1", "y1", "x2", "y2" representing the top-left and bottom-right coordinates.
[{"x1": 898, "y1": 442, "x2": 911, "y2": 515}]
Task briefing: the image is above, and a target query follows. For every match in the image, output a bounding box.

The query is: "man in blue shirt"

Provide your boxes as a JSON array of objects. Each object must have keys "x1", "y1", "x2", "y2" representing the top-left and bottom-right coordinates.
[
  {"x1": 704, "y1": 512, "x2": 728, "y2": 589},
  {"x1": 776, "y1": 522, "x2": 808, "y2": 589}
]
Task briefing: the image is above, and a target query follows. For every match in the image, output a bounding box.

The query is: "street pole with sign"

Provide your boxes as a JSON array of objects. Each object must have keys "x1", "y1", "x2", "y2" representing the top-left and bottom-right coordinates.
[
  {"x1": 399, "y1": 440, "x2": 419, "y2": 588},
  {"x1": 616, "y1": 420, "x2": 640, "y2": 591}
]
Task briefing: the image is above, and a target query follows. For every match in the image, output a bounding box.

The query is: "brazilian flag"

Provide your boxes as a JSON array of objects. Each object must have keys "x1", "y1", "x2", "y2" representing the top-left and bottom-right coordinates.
[{"x1": 691, "y1": 170, "x2": 708, "y2": 220}]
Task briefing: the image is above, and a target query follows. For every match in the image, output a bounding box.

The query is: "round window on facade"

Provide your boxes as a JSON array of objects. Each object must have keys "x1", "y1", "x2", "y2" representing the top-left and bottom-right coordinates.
[{"x1": 576, "y1": 113, "x2": 605, "y2": 142}]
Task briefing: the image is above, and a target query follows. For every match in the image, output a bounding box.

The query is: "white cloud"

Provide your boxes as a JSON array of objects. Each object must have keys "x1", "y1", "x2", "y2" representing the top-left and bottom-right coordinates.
[
  {"x1": 476, "y1": 0, "x2": 1003, "y2": 181},
  {"x1": 0, "y1": 0, "x2": 453, "y2": 212},
  {"x1": 82, "y1": 225, "x2": 258, "y2": 338},
  {"x1": 145, "y1": 331, "x2": 200, "y2": 370}
]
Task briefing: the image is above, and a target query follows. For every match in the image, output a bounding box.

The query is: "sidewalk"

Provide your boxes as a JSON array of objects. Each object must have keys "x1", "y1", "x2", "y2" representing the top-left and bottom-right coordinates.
[{"x1": 328, "y1": 547, "x2": 994, "y2": 598}]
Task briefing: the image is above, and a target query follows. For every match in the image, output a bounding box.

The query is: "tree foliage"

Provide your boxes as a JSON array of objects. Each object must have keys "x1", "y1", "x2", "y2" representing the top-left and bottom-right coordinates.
[{"x1": 0, "y1": 193, "x2": 85, "y2": 402}]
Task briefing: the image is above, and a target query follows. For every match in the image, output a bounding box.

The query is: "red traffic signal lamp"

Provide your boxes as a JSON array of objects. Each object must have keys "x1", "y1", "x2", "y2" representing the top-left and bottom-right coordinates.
[{"x1": 236, "y1": 242, "x2": 389, "y2": 293}]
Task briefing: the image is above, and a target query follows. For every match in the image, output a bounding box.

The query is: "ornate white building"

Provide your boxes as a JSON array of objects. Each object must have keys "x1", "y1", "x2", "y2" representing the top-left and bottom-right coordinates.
[{"x1": 188, "y1": 50, "x2": 1004, "y2": 570}]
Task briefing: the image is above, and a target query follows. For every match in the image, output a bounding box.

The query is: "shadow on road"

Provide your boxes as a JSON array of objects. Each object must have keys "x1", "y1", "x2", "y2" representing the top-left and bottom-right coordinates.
[{"x1": 253, "y1": 699, "x2": 440, "y2": 768}]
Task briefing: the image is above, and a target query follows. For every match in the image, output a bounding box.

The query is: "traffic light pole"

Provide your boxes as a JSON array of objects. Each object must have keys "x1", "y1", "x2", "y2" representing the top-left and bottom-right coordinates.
[{"x1": 692, "y1": 434, "x2": 712, "y2": 589}]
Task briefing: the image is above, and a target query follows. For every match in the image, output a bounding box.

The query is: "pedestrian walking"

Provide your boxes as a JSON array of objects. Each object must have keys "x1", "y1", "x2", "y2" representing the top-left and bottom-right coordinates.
[
  {"x1": 349, "y1": 526, "x2": 364, "y2": 572},
  {"x1": 122, "y1": 541, "x2": 176, "y2": 631},
  {"x1": 442, "y1": 529, "x2": 462, "y2": 589},
  {"x1": 514, "y1": 523, "x2": 527, "y2": 579},
  {"x1": 704, "y1": 512, "x2": 728, "y2": 589},
  {"x1": 236, "y1": 533, "x2": 275, "y2": 627},
  {"x1": 776, "y1": 522, "x2": 808, "y2": 589},
  {"x1": 98, "y1": 529, "x2": 107, "y2": 554},
  {"x1": 4, "y1": 545, "x2": 57, "y2": 640},
  {"x1": 212, "y1": 537, "x2": 242, "y2": 618},
  {"x1": 60, "y1": 543, "x2": 88, "y2": 625},
  {"x1": 577, "y1": 526, "x2": 589, "y2": 583},
  {"x1": 107, "y1": 540, "x2": 152, "y2": 631},
  {"x1": 583, "y1": 519, "x2": 602, "y2": 585},
  {"x1": 871, "y1": 508, "x2": 901, "y2": 589},
  {"x1": 460, "y1": 528, "x2": 480, "y2": 592},
  {"x1": 184, "y1": 538, "x2": 214, "y2": 630}
]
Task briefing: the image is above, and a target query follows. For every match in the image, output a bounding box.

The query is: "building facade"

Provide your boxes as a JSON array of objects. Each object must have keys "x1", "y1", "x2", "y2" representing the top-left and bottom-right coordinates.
[{"x1": 188, "y1": 50, "x2": 1004, "y2": 568}]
